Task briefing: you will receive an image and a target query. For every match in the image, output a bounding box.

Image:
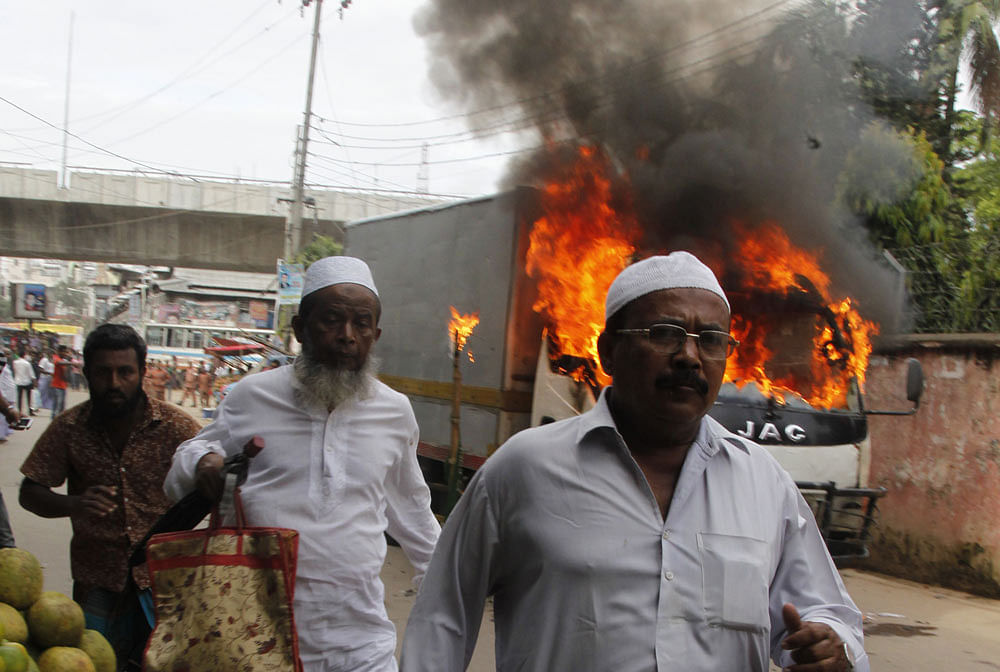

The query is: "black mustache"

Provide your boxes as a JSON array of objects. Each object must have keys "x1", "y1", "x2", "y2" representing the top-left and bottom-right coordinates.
[{"x1": 655, "y1": 371, "x2": 709, "y2": 395}]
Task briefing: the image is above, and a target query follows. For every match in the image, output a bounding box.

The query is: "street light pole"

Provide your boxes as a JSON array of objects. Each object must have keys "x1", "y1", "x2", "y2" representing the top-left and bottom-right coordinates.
[{"x1": 284, "y1": 0, "x2": 324, "y2": 260}]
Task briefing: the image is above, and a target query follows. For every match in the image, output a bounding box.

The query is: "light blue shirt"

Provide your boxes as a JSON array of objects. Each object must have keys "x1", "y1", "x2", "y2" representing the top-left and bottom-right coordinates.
[{"x1": 402, "y1": 388, "x2": 868, "y2": 672}]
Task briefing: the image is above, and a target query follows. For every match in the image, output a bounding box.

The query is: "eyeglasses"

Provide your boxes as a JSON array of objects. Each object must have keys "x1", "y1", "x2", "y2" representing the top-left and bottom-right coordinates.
[{"x1": 616, "y1": 323, "x2": 739, "y2": 360}]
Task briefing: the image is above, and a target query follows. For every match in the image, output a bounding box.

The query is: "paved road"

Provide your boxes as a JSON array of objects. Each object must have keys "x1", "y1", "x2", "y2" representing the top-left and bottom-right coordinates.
[{"x1": 4, "y1": 388, "x2": 1000, "y2": 670}]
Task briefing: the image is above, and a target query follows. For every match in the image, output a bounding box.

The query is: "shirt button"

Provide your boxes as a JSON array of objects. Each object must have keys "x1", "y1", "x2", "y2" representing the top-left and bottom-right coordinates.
[
  {"x1": 664, "y1": 571, "x2": 674, "y2": 581},
  {"x1": 662, "y1": 530, "x2": 670, "y2": 540},
  {"x1": 120, "y1": 467, "x2": 126, "y2": 473},
  {"x1": 123, "y1": 497, "x2": 128, "y2": 502}
]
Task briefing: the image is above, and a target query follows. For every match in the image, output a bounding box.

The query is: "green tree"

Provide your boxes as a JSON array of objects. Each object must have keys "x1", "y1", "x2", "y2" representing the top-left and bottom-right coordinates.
[
  {"x1": 950, "y1": 118, "x2": 1000, "y2": 329},
  {"x1": 291, "y1": 234, "x2": 342, "y2": 269},
  {"x1": 838, "y1": 124, "x2": 955, "y2": 247},
  {"x1": 49, "y1": 280, "x2": 88, "y2": 322},
  {"x1": 837, "y1": 123, "x2": 971, "y2": 331},
  {"x1": 926, "y1": 0, "x2": 1000, "y2": 161}
]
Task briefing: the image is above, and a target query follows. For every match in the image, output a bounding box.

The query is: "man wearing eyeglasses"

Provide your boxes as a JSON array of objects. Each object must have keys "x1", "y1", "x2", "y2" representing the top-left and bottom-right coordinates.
[{"x1": 402, "y1": 251, "x2": 865, "y2": 672}]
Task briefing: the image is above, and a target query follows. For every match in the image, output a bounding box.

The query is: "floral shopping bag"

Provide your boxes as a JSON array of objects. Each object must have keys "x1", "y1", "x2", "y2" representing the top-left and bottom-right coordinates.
[{"x1": 143, "y1": 491, "x2": 302, "y2": 672}]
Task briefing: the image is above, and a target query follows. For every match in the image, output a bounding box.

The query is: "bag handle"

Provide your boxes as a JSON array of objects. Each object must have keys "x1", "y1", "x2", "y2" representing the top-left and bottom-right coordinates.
[
  {"x1": 207, "y1": 436, "x2": 264, "y2": 531},
  {"x1": 209, "y1": 474, "x2": 247, "y2": 530}
]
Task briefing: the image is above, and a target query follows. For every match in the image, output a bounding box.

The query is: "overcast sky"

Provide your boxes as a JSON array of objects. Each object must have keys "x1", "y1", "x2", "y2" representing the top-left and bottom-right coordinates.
[
  {"x1": 0, "y1": 1, "x2": 529, "y2": 198},
  {"x1": 1, "y1": 1, "x2": 981, "y2": 204}
]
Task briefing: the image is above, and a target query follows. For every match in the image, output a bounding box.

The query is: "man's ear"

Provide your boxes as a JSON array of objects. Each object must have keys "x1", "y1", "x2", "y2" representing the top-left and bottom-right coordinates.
[
  {"x1": 291, "y1": 314, "x2": 304, "y2": 344},
  {"x1": 374, "y1": 326, "x2": 382, "y2": 342},
  {"x1": 597, "y1": 330, "x2": 614, "y2": 378}
]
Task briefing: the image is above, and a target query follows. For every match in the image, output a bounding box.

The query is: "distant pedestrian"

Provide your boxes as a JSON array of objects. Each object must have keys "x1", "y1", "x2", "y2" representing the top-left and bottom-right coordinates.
[
  {"x1": 179, "y1": 365, "x2": 198, "y2": 406},
  {"x1": 11, "y1": 351, "x2": 35, "y2": 416},
  {"x1": 165, "y1": 357, "x2": 180, "y2": 402},
  {"x1": 71, "y1": 352, "x2": 85, "y2": 390},
  {"x1": 50, "y1": 345, "x2": 71, "y2": 418},
  {"x1": 197, "y1": 365, "x2": 214, "y2": 408},
  {"x1": 37, "y1": 348, "x2": 54, "y2": 410},
  {"x1": 146, "y1": 362, "x2": 169, "y2": 401},
  {"x1": 0, "y1": 350, "x2": 18, "y2": 439},
  {"x1": 0, "y1": 352, "x2": 20, "y2": 548}
]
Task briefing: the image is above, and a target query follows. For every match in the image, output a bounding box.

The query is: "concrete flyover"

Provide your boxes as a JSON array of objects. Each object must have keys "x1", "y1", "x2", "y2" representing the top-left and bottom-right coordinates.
[
  {"x1": 1, "y1": 195, "x2": 330, "y2": 273},
  {"x1": 0, "y1": 166, "x2": 444, "y2": 272}
]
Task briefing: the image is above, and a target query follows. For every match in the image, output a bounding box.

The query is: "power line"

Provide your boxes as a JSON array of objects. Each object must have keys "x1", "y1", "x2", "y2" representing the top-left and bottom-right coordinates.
[
  {"x1": 307, "y1": 6, "x2": 805, "y2": 156},
  {"x1": 74, "y1": 0, "x2": 287, "y2": 135},
  {"x1": 0, "y1": 94, "x2": 201, "y2": 183},
  {"x1": 317, "y1": 0, "x2": 801, "y2": 131},
  {"x1": 101, "y1": 30, "x2": 307, "y2": 149}
]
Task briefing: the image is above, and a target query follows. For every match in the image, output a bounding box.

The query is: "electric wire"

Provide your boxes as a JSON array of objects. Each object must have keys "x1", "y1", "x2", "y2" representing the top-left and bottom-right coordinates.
[
  {"x1": 319, "y1": 0, "x2": 803, "y2": 131},
  {"x1": 74, "y1": 0, "x2": 286, "y2": 135},
  {"x1": 0, "y1": 94, "x2": 201, "y2": 183},
  {"x1": 102, "y1": 30, "x2": 308, "y2": 149}
]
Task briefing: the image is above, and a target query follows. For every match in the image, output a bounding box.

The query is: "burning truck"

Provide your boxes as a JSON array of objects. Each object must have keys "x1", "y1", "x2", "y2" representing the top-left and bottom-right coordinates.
[{"x1": 346, "y1": 176, "x2": 921, "y2": 563}]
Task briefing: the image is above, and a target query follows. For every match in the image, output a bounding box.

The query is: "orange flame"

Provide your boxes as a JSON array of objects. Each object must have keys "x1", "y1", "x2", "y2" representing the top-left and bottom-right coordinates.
[
  {"x1": 525, "y1": 145, "x2": 640, "y2": 386},
  {"x1": 525, "y1": 146, "x2": 878, "y2": 409},
  {"x1": 449, "y1": 306, "x2": 479, "y2": 363},
  {"x1": 723, "y1": 223, "x2": 879, "y2": 407}
]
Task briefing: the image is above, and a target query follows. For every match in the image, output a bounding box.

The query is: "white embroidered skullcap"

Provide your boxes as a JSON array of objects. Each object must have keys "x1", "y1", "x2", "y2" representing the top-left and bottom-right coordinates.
[
  {"x1": 605, "y1": 251, "x2": 729, "y2": 321},
  {"x1": 301, "y1": 256, "x2": 379, "y2": 300}
]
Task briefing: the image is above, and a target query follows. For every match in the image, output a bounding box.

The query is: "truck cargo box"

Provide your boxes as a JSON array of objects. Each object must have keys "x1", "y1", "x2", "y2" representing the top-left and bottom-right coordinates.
[{"x1": 346, "y1": 188, "x2": 545, "y2": 471}]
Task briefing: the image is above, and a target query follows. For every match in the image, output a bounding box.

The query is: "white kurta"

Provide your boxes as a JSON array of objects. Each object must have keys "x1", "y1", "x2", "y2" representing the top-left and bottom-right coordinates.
[
  {"x1": 401, "y1": 387, "x2": 868, "y2": 672},
  {"x1": 164, "y1": 366, "x2": 440, "y2": 672},
  {"x1": 0, "y1": 364, "x2": 15, "y2": 439}
]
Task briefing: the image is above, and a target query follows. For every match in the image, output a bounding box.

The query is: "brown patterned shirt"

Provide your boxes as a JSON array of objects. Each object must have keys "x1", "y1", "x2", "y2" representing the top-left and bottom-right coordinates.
[{"x1": 21, "y1": 395, "x2": 202, "y2": 591}]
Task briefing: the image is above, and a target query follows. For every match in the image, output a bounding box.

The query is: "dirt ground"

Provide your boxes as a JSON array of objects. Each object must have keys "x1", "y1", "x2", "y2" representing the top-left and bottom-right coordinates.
[{"x1": 5, "y1": 388, "x2": 1000, "y2": 670}]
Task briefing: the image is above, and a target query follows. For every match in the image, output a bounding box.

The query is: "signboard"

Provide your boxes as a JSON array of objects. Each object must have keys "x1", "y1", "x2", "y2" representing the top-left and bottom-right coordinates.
[
  {"x1": 277, "y1": 259, "x2": 304, "y2": 306},
  {"x1": 248, "y1": 300, "x2": 270, "y2": 323},
  {"x1": 11, "y1": 283, "x2": 47, "y2": 320}
]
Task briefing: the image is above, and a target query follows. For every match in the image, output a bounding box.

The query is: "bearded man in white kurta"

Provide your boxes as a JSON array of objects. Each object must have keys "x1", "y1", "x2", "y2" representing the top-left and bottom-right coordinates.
[{"x1": 165, "y1": 256, "x2": 440, "y2": 672}]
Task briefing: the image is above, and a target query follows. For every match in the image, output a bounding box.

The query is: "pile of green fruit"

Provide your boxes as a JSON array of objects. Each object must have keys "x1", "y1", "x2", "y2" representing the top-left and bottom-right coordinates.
[{"x1": 0, "y1": 549, "x2": 115, "y2": 672}]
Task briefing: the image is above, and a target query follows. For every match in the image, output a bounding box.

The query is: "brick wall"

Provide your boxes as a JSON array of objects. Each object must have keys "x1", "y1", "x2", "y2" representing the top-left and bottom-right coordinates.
[{"x1": 863, "y1": 335, "x2": 1000, "y2": 597}]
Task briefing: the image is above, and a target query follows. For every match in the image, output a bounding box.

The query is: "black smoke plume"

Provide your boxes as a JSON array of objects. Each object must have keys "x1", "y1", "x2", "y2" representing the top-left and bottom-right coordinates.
[{"x1": 415, "y1": 0, "x2": 928, "y2": 331}]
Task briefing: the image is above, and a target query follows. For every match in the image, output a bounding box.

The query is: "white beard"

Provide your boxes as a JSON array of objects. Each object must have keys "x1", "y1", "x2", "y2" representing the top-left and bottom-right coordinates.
[{"x1": 293, "y1": 348, "x2": 379, "y2": 409}]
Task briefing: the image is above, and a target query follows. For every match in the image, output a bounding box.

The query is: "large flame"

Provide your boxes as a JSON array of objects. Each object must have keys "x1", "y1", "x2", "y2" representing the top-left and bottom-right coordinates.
[
  {"x1": 525, "y1": 146, "x2": 640, "y2": 387},
  {"x1": 449, "y1": 306, "x2": 480, "y2": 362},
  {"x1": 525, "y1": 146, "x2": 878, "y2": 409}
]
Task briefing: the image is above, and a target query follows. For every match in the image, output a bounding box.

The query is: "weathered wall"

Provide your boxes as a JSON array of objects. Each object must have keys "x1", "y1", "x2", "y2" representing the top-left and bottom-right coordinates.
[
  {"x1": 0, "y1": 196, "x2": 344, "y2": 273},
  {"x1": 863, "y1": 335, "x2": 1000, "y2": 597}
]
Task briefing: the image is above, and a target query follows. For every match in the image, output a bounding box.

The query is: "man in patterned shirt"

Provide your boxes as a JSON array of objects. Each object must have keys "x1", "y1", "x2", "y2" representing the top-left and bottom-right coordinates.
[{"x1": 19, "y1": 323, "x2": 201, "y2": 669}]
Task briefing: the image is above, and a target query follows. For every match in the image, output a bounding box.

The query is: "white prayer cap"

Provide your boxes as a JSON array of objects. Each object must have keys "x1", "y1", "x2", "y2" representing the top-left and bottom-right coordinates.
[
  {"x1": 301, "y1": 256, "x2": 379, "y2": 300},
  {"x1": 605, "y1": 251, "x2": 729, "y2": 321}
]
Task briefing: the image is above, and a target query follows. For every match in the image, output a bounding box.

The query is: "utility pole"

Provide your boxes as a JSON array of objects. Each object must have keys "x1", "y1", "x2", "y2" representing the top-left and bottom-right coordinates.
[
  {"x1": 284, "y1": 0, "x2": 324, "y2": 260},
  {"x1": 59, "y1": 12, "x2": 74, "y2": 190},
  {"x1": 416, "y1": 142, "x2": 430, "y2": 194}
]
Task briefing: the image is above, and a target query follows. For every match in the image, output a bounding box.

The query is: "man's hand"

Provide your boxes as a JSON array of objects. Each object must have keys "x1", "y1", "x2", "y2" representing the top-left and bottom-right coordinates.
[
  {"x1": 195, "y1": 452, "x2": 225, "y2": 501},
  {"x1": 781, "y1": 603, "x2": 852, "y2": 671},
  {"x1": 2, "y1": 406, "x2": 20, "y2": 426},
  {"x1": 75, "y1": 485, "x2": 118, "y2": 517}
]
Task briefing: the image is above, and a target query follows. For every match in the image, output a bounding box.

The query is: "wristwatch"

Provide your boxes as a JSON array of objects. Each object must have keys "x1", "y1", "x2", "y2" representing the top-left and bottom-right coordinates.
[{"x1": 842, "y1": 642, "x2": 855, "y2": 671}]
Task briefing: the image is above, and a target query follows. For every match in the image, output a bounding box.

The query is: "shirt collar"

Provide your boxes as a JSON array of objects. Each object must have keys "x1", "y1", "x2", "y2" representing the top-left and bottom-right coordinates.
[{"x1": 573, "y1": 387, "x2": 618, "y2": 444}]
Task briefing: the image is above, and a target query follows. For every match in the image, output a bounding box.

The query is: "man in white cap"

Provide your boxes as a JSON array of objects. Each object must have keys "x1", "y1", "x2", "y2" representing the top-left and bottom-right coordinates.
[
  {"x1": 401, "y1": 251, "x2": 866, "y2": 672},
  {"x1": 165, "y1": 256, "x2": 440, "y2": 672}
]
